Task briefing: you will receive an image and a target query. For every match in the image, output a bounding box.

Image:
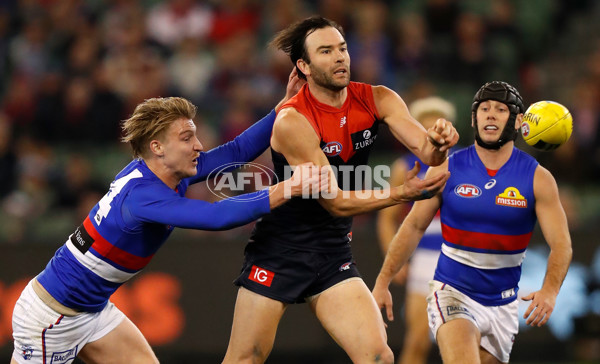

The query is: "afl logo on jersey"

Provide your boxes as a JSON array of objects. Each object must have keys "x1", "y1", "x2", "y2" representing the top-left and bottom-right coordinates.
[
  {"x1": 454, "y1": 184, "x2": 482, "y2": 198},
  {"x1": 322, "y1": 141, "x2": 342, "y2": 156}
]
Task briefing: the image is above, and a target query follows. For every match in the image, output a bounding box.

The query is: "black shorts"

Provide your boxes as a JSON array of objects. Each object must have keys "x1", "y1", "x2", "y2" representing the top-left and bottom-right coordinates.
[{"x1": 234, "y1": 242, "x2": 361, "y2": 304}]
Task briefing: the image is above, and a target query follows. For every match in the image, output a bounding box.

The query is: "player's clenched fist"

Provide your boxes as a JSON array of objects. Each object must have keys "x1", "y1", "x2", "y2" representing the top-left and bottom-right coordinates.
[{"x1": 427, "y1": 118, "x2": 459, "y2": 152}]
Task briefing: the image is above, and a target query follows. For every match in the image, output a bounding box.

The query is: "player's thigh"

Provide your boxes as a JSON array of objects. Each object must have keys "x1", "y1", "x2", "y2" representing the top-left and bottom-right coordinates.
[
  {"x1": 226, "y1": 287, "x2": 287, "y2": 351},
  {"x1": 310, "y1": 279, "x2": 389, "y2": 355},
  {"x1": 404, "y1": 292, "x2": 430, "y2": 335},
  {"x1": 480, "y1": 347, "x2": 504, "y2": 364},
  {"x1": 78, "y1": 317, "x2": 158, "y2": 364},
  {"x1": 436, "y1": 319, "x2": 481, "y2": 364}
]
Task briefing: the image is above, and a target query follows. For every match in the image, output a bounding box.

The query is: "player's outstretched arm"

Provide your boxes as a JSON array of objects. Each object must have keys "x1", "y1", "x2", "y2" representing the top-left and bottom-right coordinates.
[
  {"x1": 125, "y1": 162, "x2": 326, "y2": 232},
  {"x1": 271, "y1": 108, "x2": 450, "y2": 217},
  {"x1": 372, "y1": 164, "x2": 445, "y2": 322},
  {"x1": 522, "y1": 166, "x2": 572, "y2": 327},
  {"x1": 372, "y1": 86, "x2": 458, "y2": 166}
]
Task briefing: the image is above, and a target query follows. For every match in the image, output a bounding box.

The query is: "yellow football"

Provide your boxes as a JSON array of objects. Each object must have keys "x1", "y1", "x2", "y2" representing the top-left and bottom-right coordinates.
[{"x1": 521, "y1": 101, "x2": 573, "y2": 151}]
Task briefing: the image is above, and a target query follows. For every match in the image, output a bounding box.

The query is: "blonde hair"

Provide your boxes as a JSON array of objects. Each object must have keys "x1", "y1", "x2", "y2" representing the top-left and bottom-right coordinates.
[
  {"x1": 121, "y1": 97, "x2": 197, "y2": 158},
  {"x1": 409, "y1": 96, "x2": 456, "y2": 123}
]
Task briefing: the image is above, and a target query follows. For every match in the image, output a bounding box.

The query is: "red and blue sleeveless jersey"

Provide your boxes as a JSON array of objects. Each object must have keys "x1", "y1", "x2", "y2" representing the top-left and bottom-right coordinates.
[
  {"x1": 250, "y1": 82, "x2": 380, "y2": 252},
  {"x1": 36, "y1": 111, "x2": 277, "y2": 312},
  {"x1": 402, "y1": 154, "x2": 442, "y2": 251},
  {"x1": 434, "y1": 145, "x2": 539, "y2": 306}
]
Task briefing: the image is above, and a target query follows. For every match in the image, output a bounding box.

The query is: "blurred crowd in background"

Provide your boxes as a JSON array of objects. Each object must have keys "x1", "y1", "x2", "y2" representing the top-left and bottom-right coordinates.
[{"x1": 0, "y1": 0, "x2": 600, "y2": 348}]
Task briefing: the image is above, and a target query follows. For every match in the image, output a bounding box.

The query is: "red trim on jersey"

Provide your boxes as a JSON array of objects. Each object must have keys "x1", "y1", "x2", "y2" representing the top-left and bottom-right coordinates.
[
  {"x1": 441, "y1": 222, "x2": 532, "y2": 251},
  {"x1": 83, "y1": 217, "x2": 153, "y2": 270},
  {"x1": 486, "y1": 168, "x2": 498, "y2": 176}
]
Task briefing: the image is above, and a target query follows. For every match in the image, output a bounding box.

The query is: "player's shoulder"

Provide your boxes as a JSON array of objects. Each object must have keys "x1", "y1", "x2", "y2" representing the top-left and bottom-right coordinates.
[
  {"x1": 533, "y1": 162, "x2": 554, "y2": 183},
  {"x1": 273, "y1": 107, "x2": 318, "y2": 144},
  {"x1": 369, "y1": 84, "x2": 394, "y2": 99},
  {"x1": 274, "y1": 107, "x2": 309, "y2": 130}
]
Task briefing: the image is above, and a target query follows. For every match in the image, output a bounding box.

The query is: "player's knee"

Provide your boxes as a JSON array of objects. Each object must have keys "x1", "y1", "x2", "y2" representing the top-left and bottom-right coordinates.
[
  {"x1": 366, "y1": 343, "x2": 394, "y2": 364},
  {"x1": 224, "y1": 344, "x2": 271, "y2": 364},
  {"x1": 348, "y1": 342, "x2": 394, "y2": 364},
  {"x1": 376, "y1": 345, "x2": 395, "y2": 364}
]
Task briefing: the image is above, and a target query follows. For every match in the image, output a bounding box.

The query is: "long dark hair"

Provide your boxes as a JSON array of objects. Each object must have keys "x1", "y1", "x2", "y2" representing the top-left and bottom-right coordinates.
[{"x1": 269, "y1": 16, "x2": 345, "y2": 80}]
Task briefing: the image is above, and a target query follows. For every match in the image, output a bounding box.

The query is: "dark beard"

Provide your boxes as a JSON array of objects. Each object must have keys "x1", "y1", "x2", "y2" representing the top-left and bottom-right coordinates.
[{"x1": 311, "y1": 66, "x2": 350, "y2": 92}]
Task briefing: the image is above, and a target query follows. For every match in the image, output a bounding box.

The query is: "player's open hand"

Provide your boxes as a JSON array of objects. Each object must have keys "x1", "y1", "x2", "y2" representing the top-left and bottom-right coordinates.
[
  {"x1": 276, "y1": 68, "x2": 307, "y2": 111},
  {"x1": 372, "y1": 280, "x2": 395, "y2": 324},
  {"x1": 427, "y1": 118, "x2": 459, "y2": 152},
  {"x1": 395, "y1": 161, "x2": 449, "y2": 202},
  {"x1": 521, "y1": 289, "x2": 557, "y2": 327}
]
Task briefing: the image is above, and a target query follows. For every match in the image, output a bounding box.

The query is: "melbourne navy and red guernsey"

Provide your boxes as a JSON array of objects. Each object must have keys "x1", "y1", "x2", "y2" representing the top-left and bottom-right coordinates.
[
  {"x1": 250, "y1": 82, "x2": 380, "y2": 252},
  {"x1": 436, "y1": 145, "x2": 538, "y2": 306},
  {"x1": 36, "y1": 110, "x2": 279, "y2": 312}
]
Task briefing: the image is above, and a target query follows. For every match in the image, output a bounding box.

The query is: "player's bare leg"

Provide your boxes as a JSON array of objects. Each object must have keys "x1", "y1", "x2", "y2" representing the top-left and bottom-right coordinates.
[
  {"x1": 309, "y1": 279, "x2": 394, "y2": 364},
  {"x1": 436, "y1": 318, "x2": 481, "y2": 364},
  {"x1": 397, "y1": 292, "x2": 431, "y2": 364},
  {"x1": 77, "y1": 317, "x2": 158, "y2": 364},
  {"x1": 480, "y1": 347, "x2": 503, "y2": 364},
  {"x1": 222, "y1": 287, "x2": 287, "y2": 364}
]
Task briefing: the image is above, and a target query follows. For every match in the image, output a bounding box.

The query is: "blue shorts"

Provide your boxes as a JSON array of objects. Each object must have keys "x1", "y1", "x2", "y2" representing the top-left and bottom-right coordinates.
[{"x1": 234, "y1": 242, "x2": 361, "y2": 304}]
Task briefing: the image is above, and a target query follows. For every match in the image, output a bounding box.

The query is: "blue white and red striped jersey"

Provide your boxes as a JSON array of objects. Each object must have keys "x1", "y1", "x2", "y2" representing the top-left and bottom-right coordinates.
[
  {"x1": 434, "y1": 145, "x2": 539, "y2": 306},
  {"x1": 36, "y1": 111, "x2": 277, "y2": 312}
]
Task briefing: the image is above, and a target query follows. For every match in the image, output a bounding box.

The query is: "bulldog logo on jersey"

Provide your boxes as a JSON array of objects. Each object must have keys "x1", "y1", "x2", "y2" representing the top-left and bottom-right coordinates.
[
  {"x1": 496, "y1": 187, "x2": 527, "y2": 208},
  {"x1": 454, "y1": 184, "x2": 481, "y2": 198}
]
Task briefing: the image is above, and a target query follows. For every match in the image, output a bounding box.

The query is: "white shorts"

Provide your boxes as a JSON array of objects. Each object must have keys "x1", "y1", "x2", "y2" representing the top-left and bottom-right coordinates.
[
  {"x1": 426, "y1": 280, "x2": 519, "y2": 363},
  {"x1": 406, "y1": 248, "x2": 440, "y2": 296},
  {"x1": 12, "y1": 280, "x2": 125, "y2": 364}
]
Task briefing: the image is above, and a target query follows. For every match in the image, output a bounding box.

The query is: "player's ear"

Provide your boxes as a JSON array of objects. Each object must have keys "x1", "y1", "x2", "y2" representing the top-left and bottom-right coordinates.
[
  {"x1": 515, "y1": 113, "x2": 523, "y2": 130},
  {"x1": 297, "y1": 58, "x2": 309, "y2": 78},
  {"x1": 150, "y1": 140, "x2": 164, "y2": 157}
]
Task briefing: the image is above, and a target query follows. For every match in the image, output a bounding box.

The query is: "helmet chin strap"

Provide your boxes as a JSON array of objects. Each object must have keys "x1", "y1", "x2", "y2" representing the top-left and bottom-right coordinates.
[{"x1": 473, "y1": 115, "x2": 518, "y2": 150}]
